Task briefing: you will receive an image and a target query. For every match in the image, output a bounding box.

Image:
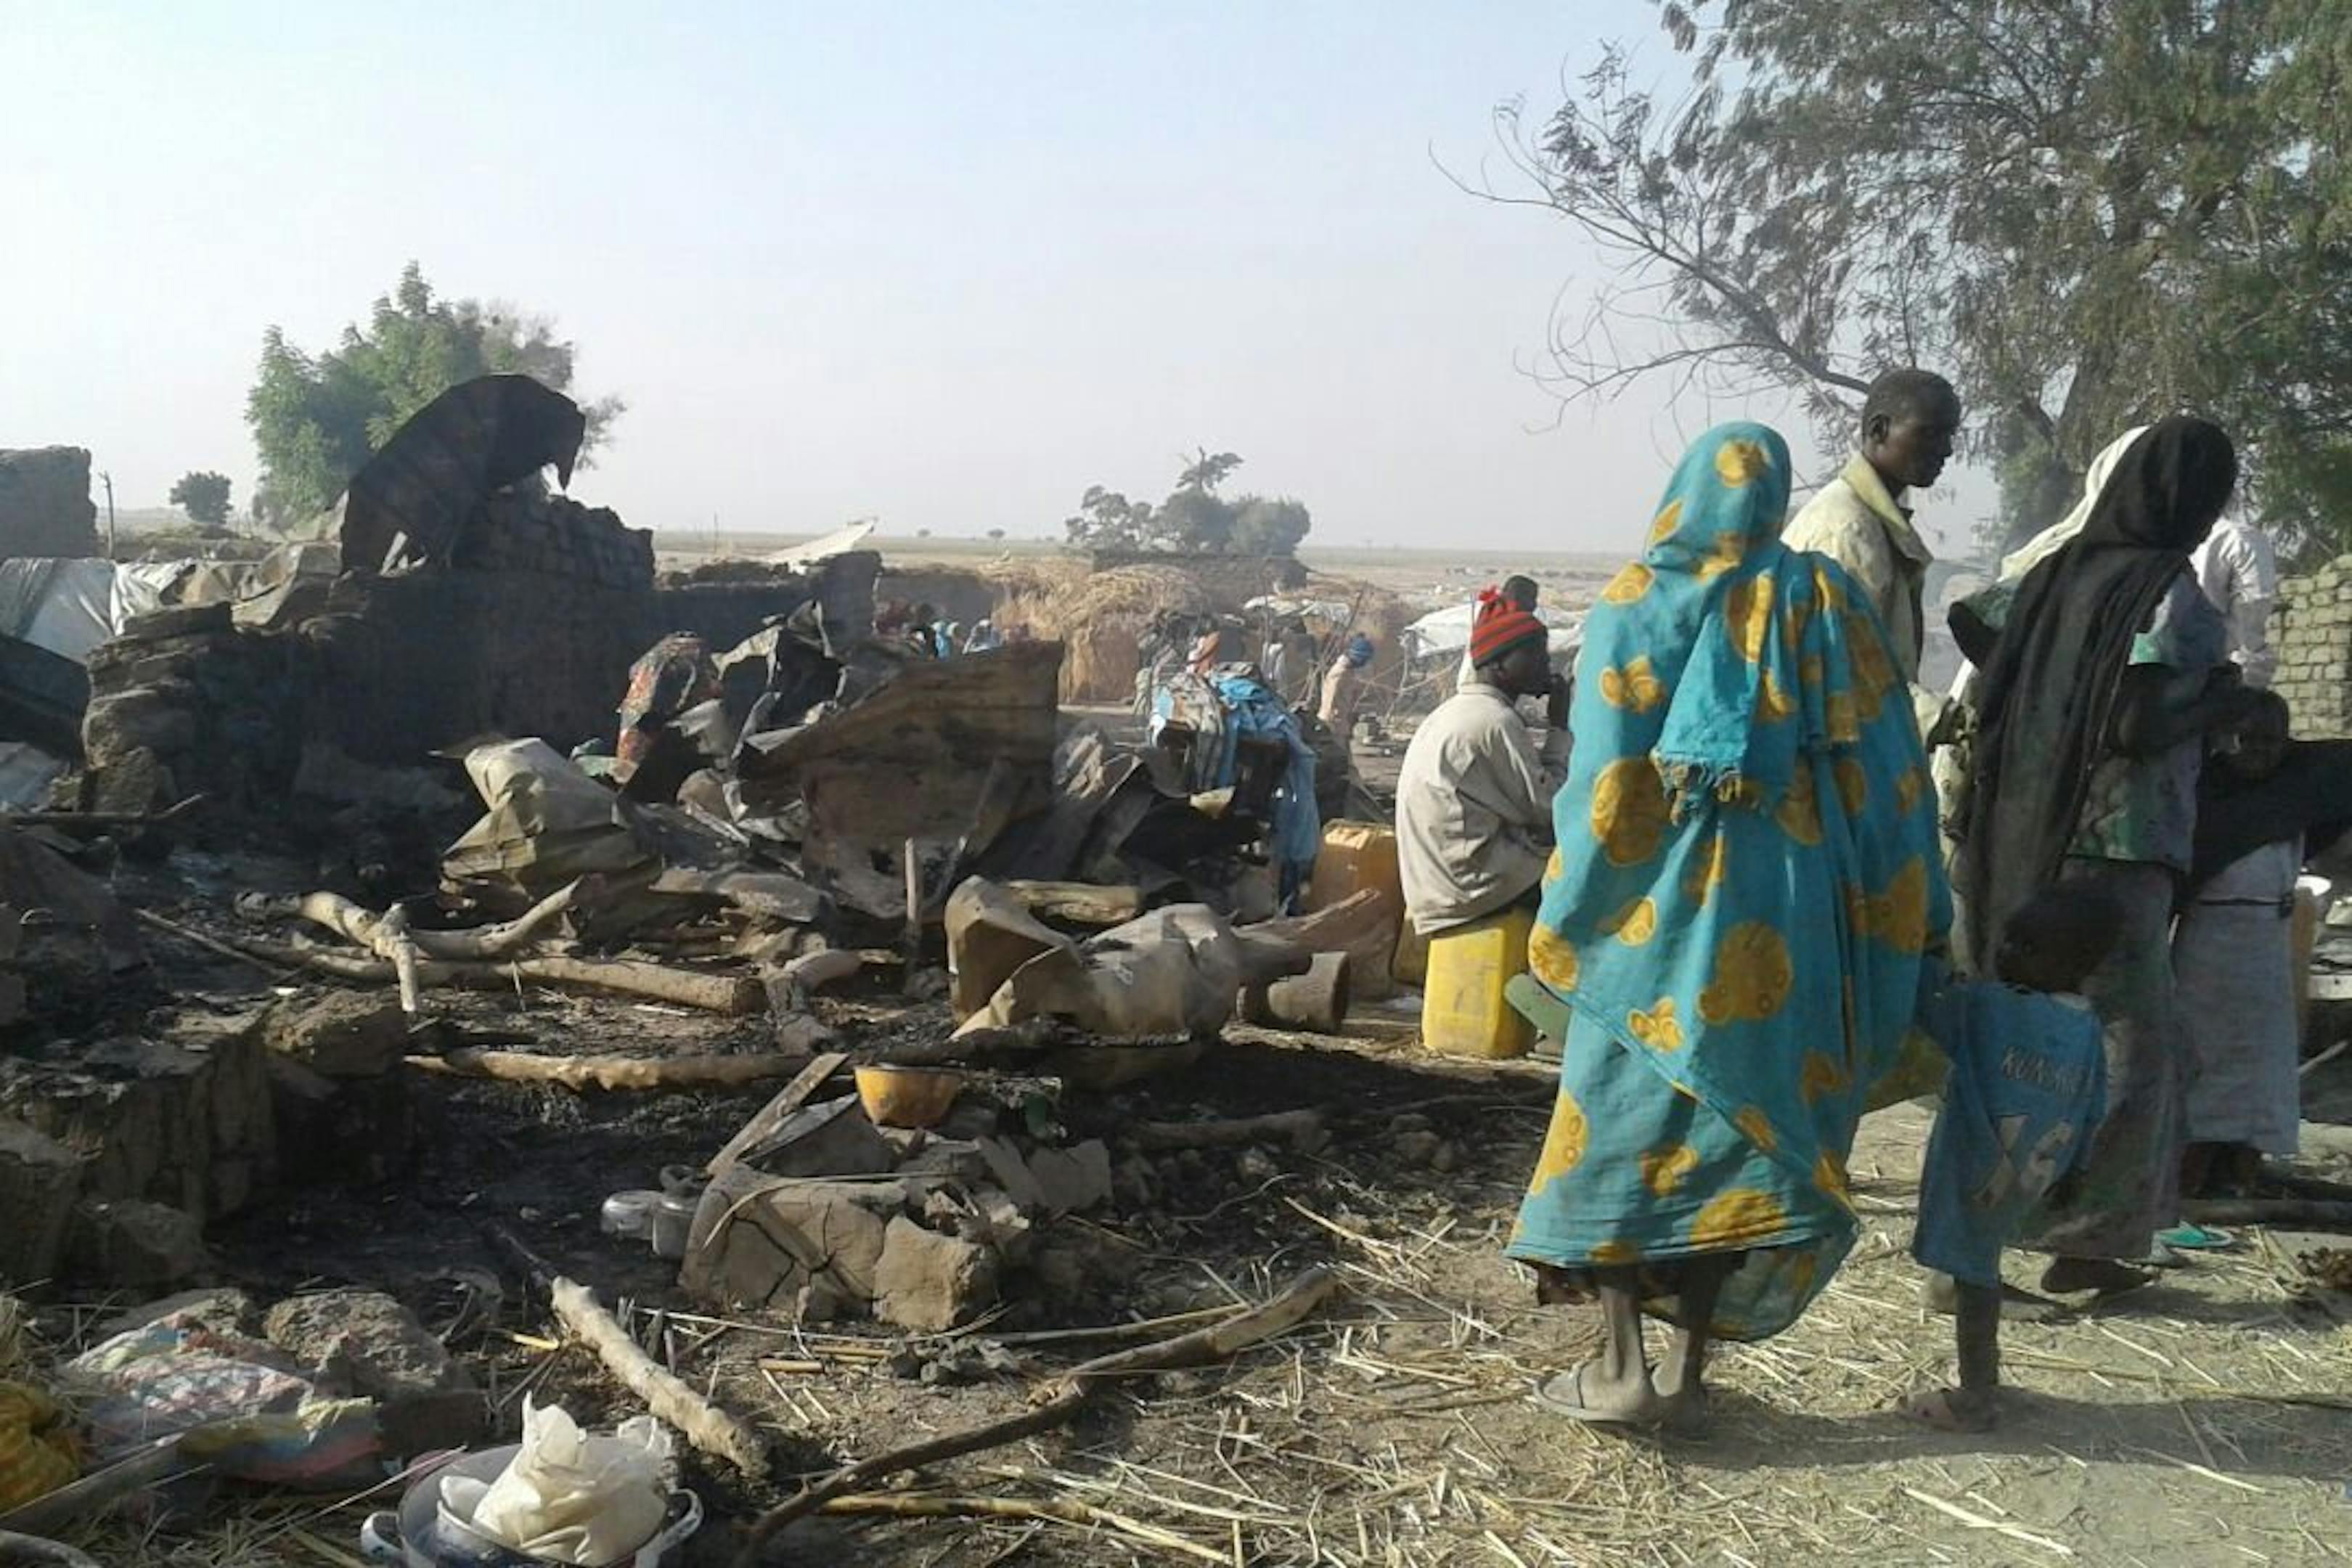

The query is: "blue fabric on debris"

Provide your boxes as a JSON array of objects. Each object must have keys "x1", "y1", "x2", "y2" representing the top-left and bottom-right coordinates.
[{"x1": 1214, "y1": 674, "x2": 1320, "y2": 904}]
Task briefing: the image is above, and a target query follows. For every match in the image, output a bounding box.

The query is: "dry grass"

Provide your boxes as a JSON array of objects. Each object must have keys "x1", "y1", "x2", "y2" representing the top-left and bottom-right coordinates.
[
  {"x1": 14, "y1": 1047, "x2": 2351, "y2": 1567},
  {"x1": 983, "y1": 560, "x2": 1215, "y2": 703}
]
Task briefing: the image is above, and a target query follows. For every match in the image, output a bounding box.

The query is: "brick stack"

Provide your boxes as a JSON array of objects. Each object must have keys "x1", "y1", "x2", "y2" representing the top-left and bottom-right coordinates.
[
  {"x1": 450, "y1": 491, "x2": 655, "y2": 591},
  {"x1": 0, "y1": 446, "x2": 99, "y2": 558},
  {"x1": 81, "y1": 603, "x2": 304, "y2": 814},
  {"x1": 2269, "y1": 555, "x2": 2352, "y2": 739}
]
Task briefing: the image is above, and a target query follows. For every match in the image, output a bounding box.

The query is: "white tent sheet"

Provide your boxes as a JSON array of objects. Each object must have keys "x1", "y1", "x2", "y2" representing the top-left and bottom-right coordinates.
[
  {"x1": 1401, "y1": 600, "x2": 1581, "y2": 660},
  {"x1": 765, "y1": 520, "x2": 877, "y2": 570},
  {"x1": 0, "y1": 558, "x2": 214, "y2": 664},
  {"x1": 1243, "y1": 595, "x2": 1352, "y2": 622}
]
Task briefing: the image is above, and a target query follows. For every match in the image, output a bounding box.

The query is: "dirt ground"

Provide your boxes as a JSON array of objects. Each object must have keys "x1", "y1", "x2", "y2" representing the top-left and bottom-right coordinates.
[{"x1": 23, "y1": 820, "x2": 2345, "y2": 1568}]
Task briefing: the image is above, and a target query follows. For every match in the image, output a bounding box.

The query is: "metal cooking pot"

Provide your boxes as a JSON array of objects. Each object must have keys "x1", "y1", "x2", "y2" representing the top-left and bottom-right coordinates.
[{"x1": 359, "y1": 1444, "x2": 701, "y2": 1568}]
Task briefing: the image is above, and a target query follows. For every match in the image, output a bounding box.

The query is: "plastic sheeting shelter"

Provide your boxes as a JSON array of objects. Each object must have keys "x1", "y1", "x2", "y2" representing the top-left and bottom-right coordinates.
[
  {"x1": 1399, "y1": 601, "x2": 1581, "y2": 661},
  {"x1": 0, "y1": 560, "x2": 190, "y2": 665}
]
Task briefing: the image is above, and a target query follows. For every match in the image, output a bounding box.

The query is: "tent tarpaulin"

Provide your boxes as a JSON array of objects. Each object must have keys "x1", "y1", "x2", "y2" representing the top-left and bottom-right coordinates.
[{"x1": 1400, "y1": 601, "x2": 1580, "y2": 661}]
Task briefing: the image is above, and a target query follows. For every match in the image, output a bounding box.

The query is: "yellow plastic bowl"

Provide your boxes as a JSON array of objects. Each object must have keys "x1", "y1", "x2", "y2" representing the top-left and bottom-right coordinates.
[{"x1": 854, "y1": 1064, "x2": 965, "y2": 1130}]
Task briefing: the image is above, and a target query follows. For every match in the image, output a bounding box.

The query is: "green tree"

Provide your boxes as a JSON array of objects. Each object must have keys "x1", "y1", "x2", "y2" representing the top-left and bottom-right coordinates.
[
  {"x1": 1063, "y1": 486, "x2": 1159, "y2": 550},
  {"x1": 168, "y1": 470, "x2": 233, "y2": 528},
  {"x1": 1229, "y1": 497, "x2": 1312, "y2": 555},
  {"x1": 246, "y1": 262, "x2": 624, "y2": 526},
  {"x1": 1175, "y1": 448, "x2": 1244, "y2": 496},
  {"x1": 1476, "y1": 1, "x2": 2352, "y2": 554},
  {"x1": 1062, "y1": 452, "x2": 1313, "y2": 555}
]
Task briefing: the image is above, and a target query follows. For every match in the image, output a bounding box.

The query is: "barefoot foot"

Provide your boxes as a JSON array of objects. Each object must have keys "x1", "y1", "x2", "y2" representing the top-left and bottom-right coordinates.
[{"x1": 1903, "y1": 1386, "x2": 1999, "y2": 1432}]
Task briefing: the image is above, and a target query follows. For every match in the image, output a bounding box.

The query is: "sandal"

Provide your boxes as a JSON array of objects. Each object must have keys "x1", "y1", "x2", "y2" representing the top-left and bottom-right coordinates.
[
  {"x1": 1532, "y1": 1360, "x2": 1669, "y2": 1429},
  {"x1": 2154, "y1": 1223, "x2": 2236, "y2": 1252}
]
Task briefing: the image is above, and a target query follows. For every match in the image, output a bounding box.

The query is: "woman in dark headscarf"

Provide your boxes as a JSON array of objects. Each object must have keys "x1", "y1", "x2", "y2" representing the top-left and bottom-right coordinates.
[{"x1": 1952, "y1": 415, "x2": 2264, "y2": 1294}]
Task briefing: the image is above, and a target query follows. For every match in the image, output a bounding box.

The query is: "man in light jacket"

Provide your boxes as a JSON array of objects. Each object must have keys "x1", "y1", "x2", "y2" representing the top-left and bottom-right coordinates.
[
  {"x1": 1397, "y1": 598, "x2": 1569, "y2": 936},
  {"x1": 1783, "y1": 368, "x2": 1962, "y2": 737}
]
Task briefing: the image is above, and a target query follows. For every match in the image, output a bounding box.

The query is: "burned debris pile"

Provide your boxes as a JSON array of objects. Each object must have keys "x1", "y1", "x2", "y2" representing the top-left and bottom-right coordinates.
[{"x1": 0, "y1": 376, "x2": 1418, "y2": 1563}]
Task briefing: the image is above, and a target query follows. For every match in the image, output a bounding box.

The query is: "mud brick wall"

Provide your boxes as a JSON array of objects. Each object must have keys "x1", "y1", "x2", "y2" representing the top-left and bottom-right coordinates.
[
  {"x1": 83, "y1": 608, "x2": 307, "y2": 813},
  {"x1": 450, "y1": 493, "x2": 653, "y2": 590},
  {"x1": 658, "y1": 551, "x2": 881, "y2": 658},
  {"x1": 0, "y1": 446, "x2": 99, "y2": 558},
  {"x1": 309, "y1": 552, "x2": 883, "y2": 764},
  {"x1": 1085, "y1": 550, "x2": 1306, "y2": 610},
  {"x1": 306, "y1": 572, "x2": 660, "y2": 764},
  {"x1": 2271, "y1": 555, "x2": 2352, "y2": 738}
]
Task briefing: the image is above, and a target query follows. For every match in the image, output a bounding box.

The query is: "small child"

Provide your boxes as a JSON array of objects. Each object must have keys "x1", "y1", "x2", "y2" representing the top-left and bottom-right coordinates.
[{"x1": 1908, "y1": 881, "x2": 2121, "y2": 1431}]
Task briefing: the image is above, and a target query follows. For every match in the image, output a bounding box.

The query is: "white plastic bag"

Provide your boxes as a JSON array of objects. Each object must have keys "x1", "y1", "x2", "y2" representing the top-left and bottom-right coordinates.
[{"x1": 463, "y1": 1398, "x2": 675, "y2": 1565}]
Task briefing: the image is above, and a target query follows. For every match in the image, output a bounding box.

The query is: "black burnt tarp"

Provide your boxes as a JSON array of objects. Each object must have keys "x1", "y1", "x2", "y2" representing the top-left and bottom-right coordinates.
[{"x1": 336, "y1": 375, "x2": 587, "y2": 576}]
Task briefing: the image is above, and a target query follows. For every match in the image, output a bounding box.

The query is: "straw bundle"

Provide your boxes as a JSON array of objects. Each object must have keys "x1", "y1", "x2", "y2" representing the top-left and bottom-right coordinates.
[{"x1": 986, "y1": 560, "x2": 1213, "y2": 703}]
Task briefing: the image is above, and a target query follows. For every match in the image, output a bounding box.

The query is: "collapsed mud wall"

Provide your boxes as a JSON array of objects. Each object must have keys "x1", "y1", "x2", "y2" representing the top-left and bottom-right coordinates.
[
  {"x1": 658, "y1": 552, "x2": 878, "y2": 664},
  {"x1": 2272, "y1": 555, "x2": 2352, "y2": 739},
  {"x1": 0, "y1": 446, "x2": 100, "y2": 559},
  {"x1": 306, "y1": 551, "x2": 882, "y2": 766},
  {"x1": 304, "y1": 573, "x2": 657, "y2": 764}
]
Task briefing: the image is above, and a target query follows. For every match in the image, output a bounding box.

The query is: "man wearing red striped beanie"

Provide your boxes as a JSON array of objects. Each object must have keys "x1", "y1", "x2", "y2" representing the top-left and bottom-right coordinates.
[{"x1": 1396, "y1": 589, "x2": 1572, "y2": 937}]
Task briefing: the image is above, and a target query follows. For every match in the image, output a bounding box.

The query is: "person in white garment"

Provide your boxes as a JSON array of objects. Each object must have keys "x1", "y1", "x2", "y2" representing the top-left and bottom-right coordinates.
[
  {"x1": 2190, "y1": 515, "x2": 2279, "y2": 688},
  {"x1": 2176, "y1": 693, "x2": 2303, "y2": 1199},
  {"x1": 1396, "y1": 597, "x2": 1569, "y2": 936}
]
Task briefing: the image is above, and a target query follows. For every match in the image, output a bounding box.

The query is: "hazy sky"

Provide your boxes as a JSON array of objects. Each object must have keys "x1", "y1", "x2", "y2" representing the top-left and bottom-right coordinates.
[{"x1": 1, "y1": 2, "x2": 1993, "y2": 556}]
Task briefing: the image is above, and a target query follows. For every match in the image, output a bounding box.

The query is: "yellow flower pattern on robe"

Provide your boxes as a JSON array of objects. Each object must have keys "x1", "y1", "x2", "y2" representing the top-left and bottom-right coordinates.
[
  {"x1": 1598, "y1": 897, "x2": 1658, "y2": 946},
  {"x1": 1723, "y1": 573, "x2": 1776, "y2": 663},
  {"x1": 1689, "y1": 1188, "x2": 1788, "y2": 1247},
  {"x1": 1845, "y1": 609, "x2": 1896, "y2": 701},
  {"x1": 1824, "y1": 690, "x2": 1860, "y2": 743},
  {"x1": 1647, "y1": 499, "x2": 1683, "y2": 545},
  {"x1": 1641, "y1": 1142, "x2": 1700, "y2": 1196},
  {"x1": 1860, "y1": 855, "x2": 1930, "y2": 954},
  {"x1": 1681, "y1": 833, "x2": 1728, "y2": 903},
  {"x1": 1601, "y1": 563, "x2": 1654, "y2": 604},
  {"x1": 1526, "y1": 1089, "x2": 1591, "y2": 1198},
  {"x1": 1528, "y1": 923, "x2": 1580, "y2": 992},
  {"x1": 1590, "y1": 756, "x2": 1670, "y2": 867},
  {"x1": 1714, "y1": 438, "x2": 1773, "y2": 487},
  {"x1": 1756, "y1": 665, "x2": 1797, "y2": 724},
  {"x1": 1774, "y1": 761, "x2": 1823, "y2": 846},
  {"x1": 1699, "y1": 921, "x2": 1795, "y2": 1024},
  {"x1": 1628, "y1": 997, "x2": 1683, "y2": 1051},
  {"x1": 1696, "y1": 529, "x2": 1749, "y2": 581},
  {"x1": 1588, "y1": 1239, "x2": 1643, "y2": 1267},
  {"x1": 1800, "y1": 1049, "x2": 1851, "y2": 1105},
  {"x1": 1894, "y1": 765, "x2": 1925, "y2": 816},
  {"x1": 1598, "y1": 655, "x2": 1666, "y2": 713},
  {"x1": 1733, "y1": 1105, "x2": 1779, "y2": 1154},
  {"x1": 1813, "y1": 1149, "x2": 1851, "y2": 1206},
  {"x1": 1834, "y1": 757, "x2": 1868, "y2": 817}
]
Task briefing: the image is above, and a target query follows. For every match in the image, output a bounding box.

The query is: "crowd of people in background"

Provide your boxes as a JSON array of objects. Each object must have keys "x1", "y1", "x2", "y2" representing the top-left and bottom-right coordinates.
[
  {"x1": 874, "y1": 600, "x2": 1034, "y2": 661},
  {"x1": 1373, "y1": 371, "x2": 2329, "y2": 1436}
]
